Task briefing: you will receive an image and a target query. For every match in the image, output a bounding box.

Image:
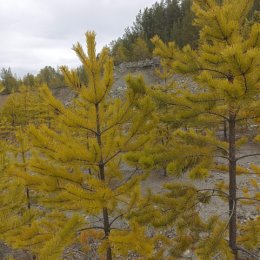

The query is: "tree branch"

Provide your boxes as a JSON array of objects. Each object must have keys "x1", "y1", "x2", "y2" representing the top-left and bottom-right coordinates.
[
  {"x1": 197, "y1": 188, "x2": 229, "y2": 197},
  {"x1": 236, "y1": 197, "x2": 260, "y2": 203},
  {"x1": 236, "y1": 246, "x2": 259, "y2": 259},
  {"x1": 216, "y1": 146, "x2": 229, "y2": 155},
  {"x1": 198, "y1": 68, "x2": 229, "y2": 78},
  {"x1": 78, "y1": 226, "x2": 104, "y2": 232},
  {"x1": 109, "y1": 214, "x2": 124, "y2": 227},
  {"x1": 236, "y1": 154, "x2": 260, "y2": 162},
  {"x1": 104, "y1": 150, "x2": 121, "y2": 165},
  {"x1": 236, "y1": 115, "x2": 260, "y2": 122}
]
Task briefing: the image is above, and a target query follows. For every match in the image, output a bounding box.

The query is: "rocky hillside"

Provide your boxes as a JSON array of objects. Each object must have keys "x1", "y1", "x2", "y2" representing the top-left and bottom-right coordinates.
[
  {"x1": 51, "y1": 58, "x2": 197, "y2": 102},
  {"x1": 0, "y1": 58, "x2": 198, "y2": 107},
  {"x1": 54, "y1": 58, "x2": 164, "y2": 102}
]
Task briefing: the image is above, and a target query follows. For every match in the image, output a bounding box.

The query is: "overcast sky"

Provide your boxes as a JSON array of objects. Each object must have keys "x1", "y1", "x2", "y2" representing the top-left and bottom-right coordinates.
[{"x1": 0, "y1": 0, "x2": 156, "y2": 77}]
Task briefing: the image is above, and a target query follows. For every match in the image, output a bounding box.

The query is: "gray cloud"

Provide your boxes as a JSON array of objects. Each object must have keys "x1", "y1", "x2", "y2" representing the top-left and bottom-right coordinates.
[{"x1": 0, "y1": 0, "x2": 156, "y2": 77}]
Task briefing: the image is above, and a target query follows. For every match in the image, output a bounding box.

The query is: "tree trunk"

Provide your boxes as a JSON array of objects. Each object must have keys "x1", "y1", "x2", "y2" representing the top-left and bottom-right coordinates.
[
  {"x1": 224, "y1": 120, "x2": 228, "y2": 142},
  {"x1": 163, "y1": 167, "x2": 167, "y2": 177},
  {"x1": 103, "y1": 207, "x2": 112, "y2": 260},
  {"x1": 95, "y1": 103, "x2": 113, "y2": 260},
  {"x1": 26, "y1": 187, "x2": 31, "y2": 210},
  {"x1": 22, "y1": 151, "x2": 31, "y2": 210},
  {"x1": 99, "y1": 161, "x2": 112, "y2": 260},
  {"x1": 228, "y1": 117, "x2": 237, "y2": 260}
]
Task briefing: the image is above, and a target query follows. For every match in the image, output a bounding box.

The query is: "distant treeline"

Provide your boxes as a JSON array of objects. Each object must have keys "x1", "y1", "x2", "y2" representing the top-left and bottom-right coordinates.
[
  {"x1": 0, "y1": 66, "x2": 88, "y2": 94},
  {"x1": 110, "y1": 0, "x2": 260, "y2": 64}
]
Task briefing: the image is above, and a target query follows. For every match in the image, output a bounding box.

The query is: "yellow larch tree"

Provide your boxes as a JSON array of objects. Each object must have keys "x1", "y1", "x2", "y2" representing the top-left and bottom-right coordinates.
[
  {"x1": 0, "y1": 84, "x2": 76, "y2": 259},
  {"x1": 0, "y1": 113, "x2": 78, "y2": 259},
  {"x1": 20, "y1": 32, "x2": 156, "y2": 260},
  {"x1": 0, "y1": 85, "x2": 53, "y2": 139},
  {"x1": 149, "y1": 0, "x2": 260, "y2": 259}
]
